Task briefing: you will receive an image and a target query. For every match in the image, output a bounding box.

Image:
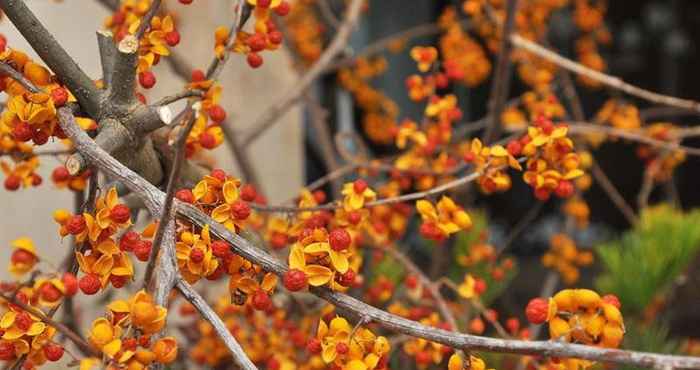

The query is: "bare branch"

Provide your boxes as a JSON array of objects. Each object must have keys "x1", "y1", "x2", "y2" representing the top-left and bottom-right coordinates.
[
  {"x1": 483, "y1": 0, "x2": 518, "y2": 144},
  {"x1": 57, "y1": 106, "x2": 700, "y2": 369},
  {"x1": 240, "y1": 0, "x2": 364, "y2": 147},
  {"x1": 96, "y1": 30, "x2": 117, "y2": 88},
  {"x1": 0, "y1": 0, "x2": 102, "y2": 118},
  {"x1": 108, "y1": 35, "x2": 139, "y2": 106},
  {"x1": 176, "y1": 280, "x2": 258, "y2": 370},
  {"x1": 511, "y1": 35, "x2": 700, "y2": 113}
]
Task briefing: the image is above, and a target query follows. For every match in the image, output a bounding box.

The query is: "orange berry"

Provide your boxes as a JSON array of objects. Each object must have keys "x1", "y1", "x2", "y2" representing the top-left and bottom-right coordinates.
[
  {"x1": 353, "y1": 179, "x2": 368, "y2": 193},
  {"x1": 134, "y1": 240, "x2": 153, "y2": 262},
  {"x1": 240, "y1": 184, "x2": 257, "y2": 202},
  {"x1": 208, "y1": 104, "x2": 227, "y2": 123},
  {"x1": 191, "y1": 69, "x2": 205, "y2": 82},
  {"x1": 189, "y1": 248, "x2": 204, "y2": 263},
  {"x1": 119, "y1": 231, "x2": 140, "y2": 252},
  {"x1": 40, "y1": 282, "x2": 62, "y2": 303},
  {"x1": 4, "y1": 175, "x2": 20, "y2": 191},
  {"x1": 10, "y1": 249, "x2": 34, "y2": 266},
  {"x1": 0, "y1": 341, "x2": 15, "y2": 361},
  {"x1": 306, "y1": 338, "x2": 321, "y2": 354},
  {"x1": 165, "y1": 30, "x2": 180, "y2": 46},
  {"x1": 274, "y1": 1, "x2": 290, "y2": 16},
  {"x1": 199, "y1": 132, "x2": 217, "y2": 149}
]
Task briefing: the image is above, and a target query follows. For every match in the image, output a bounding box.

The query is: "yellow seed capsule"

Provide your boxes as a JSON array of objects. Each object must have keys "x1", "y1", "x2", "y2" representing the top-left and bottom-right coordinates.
[
  {"x1": 134, "y1": 349, "x2": 156, "y2": 365},
  {"x1": 553, "y1": 289, "x2": 576, "y2": 312},
  {"x1": 601, "y1": 324, "x2": 624, "y2": 348},
  {"x1": 448, "y1": 354, "x2": 463, "y2": 370},
  {"x1": 549, "y1": 316, "x2": 571, "y2": 341},
  {"x1": 574, "y1": 289, "x2": 601, "y2": 311},
  {"x1": 152, "y1": 337, "x2": 178, "y2": 364},
  {"x1": 602, "y1": 303, "x2": 623, "y2": 324}
]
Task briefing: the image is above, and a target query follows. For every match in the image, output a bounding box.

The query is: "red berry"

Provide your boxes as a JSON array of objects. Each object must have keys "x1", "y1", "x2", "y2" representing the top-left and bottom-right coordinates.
[
  {"x1": 241, "y1": 184, "x2": 257, "y2": 202},
  {"x1": 506, "y1": 317, "x2": 520, "y2": 334},
  {"x1": 339, "y1": 269, "x2": 356, "y2": 287},
  {"x1": 507, "y1": 140, "x2": 522, "y2": 156},
  {"x1": 463, "y1": 152, "x2": 476, "y2": 162},
  {"x1": 247, "y1": 33, "x2": 267, "y2": 52},
  {"x1": 110, "y1": 204, "x2": 131, "y2": 223},
  {"x1": 257, "y1": 0, "x2": 271, "y2": 8},
  {"x1": 32, "y1": 129, "x2": 49, "y2": 145},
  {"x1": 405, "y1": 275, "x2": 419, "y2": 289},
  {"x1": 353, "y1": 179, "x2": 368, "y2": 193},
  {"x1": 66, "y1": 215, "x2": 86, "y2": 235},
  {"x1": 210, "y1": 169, "x2": 227, "y2": 182},
  {"x1": 0, "y1": 341, "x2": 15, "y2": 361},
  {"x1": 15, "y1": 312, "x2": 31, "y2": 331},
  {"x1": 534, "y1": 187, "x2": 551, "y2": 201},
  {"x1": 175, "y1": 189, "x2": 195, "y2": 203},
  {"x1": 10, "y1": 249, "x2": 34, "y2": 267},
  {"x1": 136, "y1": 92, "x2": 147, "y2": 104},
  {"x1": 12, "y1": 122, "x2": 32, "y2": 142},
  {"x1": 119, "y1": 231, "x2": 140, "y2": 252},
  {"x1": 312, "y1": 190, "x2": 326, "y2": 204},
  {"x1": 208, "y1": 104, "x2": 227, "y2": 123},
  {"x1": 602, "y1": 294, "x2": 621, "y2": 309},
  {"x1": 50, "y1": 88, "x2": 68, "y2": 107},
  {"x1": 247, "y1": 53, "x2": 263, "y2": 68},
  {"x1": 347, "y1": 211, "x2": 362, "y2": 225},
  {"x1": 165, "y1": 30, "x2": 180, "y2": 46},
  {"x1": 122, "y1": 338, "x2": 137, "y2": 351},
  {"x1": 274, "y1": 1, "x2": 290, "y2": 16},
  {"x1": 336, "y1": 342, "x2": 349, "y2": 355},
  {"x1": 268, "y1": 30, "x2": 283, "y2": 45},
  {"x1": 40, "y1": 282, "x2": 62, "y2": 303},
  {"x1": 191, "y1": 69, "x2": 205, "y2": 82},
  {"x1": 283, "y1": 269, "x2": 307, "y2": 291},
  {"x1": 30, "y1": 174, "x2": 42, "y2": 186},
  {"x1": 251, "y1": 289, "x2": 272, "y2": 311},
  {"x1": 139, "y1": 71, "x2": 156, "y2": 89},
  {"x1": 134, "y1": 241, "x2": 152, "y2": 262},
  {"x1": 211, "y1": 240, "x2": 231, "y2": 259},
  {"x1": 474, "y1": 278, "x2": 487, "y2": 294},
  {"x1": 554, "y1": 180, "x2": 574, "y2": 198},
  {"x1": 415, "y1": 351, "x2": 431, "y2": 365},
  {"x1": 199, "y1": 132, "x2": 217, "y2": 149},
  {"x1": 4, "y1": 175, "x2": 21, "y2": 191},
  {"x1": 178, "y1": 0, "x2": 193, "y2": 3},
  {"x1": 62, "y1": 273, "x2": 78, "y2": 296},
  {"x1": 189, "y1": 248, "x2": 204, "y2": 263},
  {"x1": 525, "y1": 297, "x2": 550, "y2": 324},
  {"x1": 306, "y1": 338, "x2": 321, "y2": 354},
  {"x1": 110, "y1": 275, "x2": 129, "y2": 288},
  {"x1": 0, "y1": 35, "x2": 7, "y2": 54},
  {"x1": 79, "y1": 274, "x2": 101, "y2": 295},
  {"x1": 270, "y1": 233, "x2": 288, "y2": 249},
  {"x1": 231, "y1": 200, "x2": 251, "y2": 220},
  {"x1": 329, "y1": 228, "x2": 351, "y2": 251}
]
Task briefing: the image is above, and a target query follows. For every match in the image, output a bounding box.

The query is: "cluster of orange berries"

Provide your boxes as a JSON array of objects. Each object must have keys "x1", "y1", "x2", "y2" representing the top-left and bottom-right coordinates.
[
  {"x1": 439, "y1": 6, "x2": 491, "y2": 87},
  {"x1": 83, "y1": 290, "x2": 177, "y2": 369},
  {"x1": 338, "y1": 58, "x2": 399, "y2": 145},
  {"x1": 637, "y1": 123, "x2": 686, "y2": 183},
  {"x1": 542, "y1": 234, "x2": 594, "y2": 285},
  {"x1": 54, "y1": 188, "x2": 138, "y2": 295},
  {"x1": 50, "y1": 165, "x2": 91, "y2": 192},
  {"x1": 526, "y1": 289, "x2": 625, "y2": 368},
  {"x1": 104, "y1": 0, "x2": 182, "y2": 89},
  {"x1": 514, "y1": 115, "x2": 584, "y2": 201},
  {"x1": 284, "y1": 0, "x2": 324, "y2": 65}
]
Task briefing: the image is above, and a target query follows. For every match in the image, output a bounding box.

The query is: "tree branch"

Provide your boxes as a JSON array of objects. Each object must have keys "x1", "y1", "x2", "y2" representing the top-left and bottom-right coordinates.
[
  {"x1": 176, "y1": 280, "x2": 258, "y2": 370},
  {"x1": 0, "y1": 0, "x2": 102, "y2": 118},
  {"x1": 510, "y1": 34, "x2": 700, "y2": 113},
  {"x1": 57, "y1": 108, "x2": 700, "y2": 369},
  {"x1": 483, "y1": 0, "x2": 518, "y2": 144}
]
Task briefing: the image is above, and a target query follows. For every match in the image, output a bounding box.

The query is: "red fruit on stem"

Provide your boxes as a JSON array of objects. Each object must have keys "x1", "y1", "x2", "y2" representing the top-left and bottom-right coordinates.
[
  {"x1": 231, "y1": 200, "x2": 251, "y2": 220},
  {"x1": 247, "y1": 53, "x2": 263, "y2": 68},
  {"x1": 208, "y1": 104, "x2": 227, "y2": 123},
  {"x1": 134, "y1": 241, "x2": 153, "y2": 262},
  {"x1": 329, "y1": 228, "x2": 351, "y2": 251},
  {"x1": 66, "y1": 215, "x2": 86, "y2": 235},
  {"x1": 79, "y1": 274, "x2": 101, "y2": 295},
  {"x1": 175, "y1": 189, "x2": 195, "y2": 203},
  {"x1": 139, "y1": 71, "x2": 156, "y2": 89},
  {"x1": 165, "y1": 30, "x2": 180, "y2": 46},
  {"x1": 283, "y1": 269, "x2": 307, "y2": 291},
  {"x1": 525, "y1": 297, "x2": 550, "y2": 324},
  {"x1": 110, "y1": 204, "x2": 131, "y2": 223},
  {"x1": 252, "y1": 289, "x2": 272, "y2": 311},
  {"x1": 62, "y1": 273, "x2": 79, "y2": 296}
]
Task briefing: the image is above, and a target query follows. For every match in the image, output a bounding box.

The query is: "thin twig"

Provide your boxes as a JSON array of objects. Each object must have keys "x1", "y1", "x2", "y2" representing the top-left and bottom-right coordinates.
[
  {"x1": 57, "y1": 109, "x2": 700, "y2": 369},
  {"x1": 176, "y1": 279, "x2": 258, "y2": 370},
  {"x1": 483, "y1": 0, "x2": 518, "y2": 144},
  {"x1": 154, "y1": 89, "x2": 204, "y2": 106},
  {"x1": 143, "y1": 107, "x2": 196, "y2": 288},
  {"x1": 511, "y1": 35, "x2": 700, "y2": 113}
]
